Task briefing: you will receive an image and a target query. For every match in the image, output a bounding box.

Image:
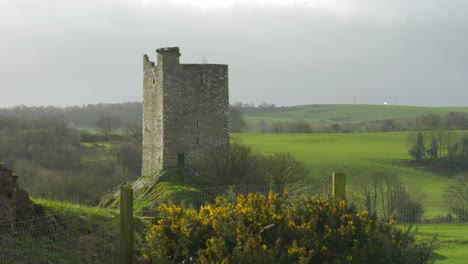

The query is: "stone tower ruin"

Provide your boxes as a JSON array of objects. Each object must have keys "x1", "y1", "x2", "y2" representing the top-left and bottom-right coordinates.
[{"x1": 142, "y1": 47, "x2": 229, "y2": 176}]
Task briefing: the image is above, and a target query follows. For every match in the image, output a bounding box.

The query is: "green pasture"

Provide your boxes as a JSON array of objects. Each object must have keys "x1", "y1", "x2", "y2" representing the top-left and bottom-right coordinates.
[
  {"x1": 243, "y1": 104, "x2": 468, "y2": 130},
  {"x1": 233, "y1": 132, "x2": 459, "y2": 218},
  {"x1": 79, "y1": 127, "x2": 127, "y2": 134},
  {"x1": 80, "y1": 142, "x2": 116, "y2": 163},
  {"x1": 81, "y1": 142, "x2": 114, "y2": 151},
  {"x1": 35, "y1": 198, "x2": 118, "y2": 220},
  {"x1": 411, "y1": 224, "x2": 468, "y2": 264}
]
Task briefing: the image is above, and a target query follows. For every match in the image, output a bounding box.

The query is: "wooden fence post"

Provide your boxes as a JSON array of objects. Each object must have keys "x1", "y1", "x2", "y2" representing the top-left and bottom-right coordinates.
[
  {"x1": 332, "y1": 172, "x2": 346, "y2": 200},
  {"x1": 120, "y1": 186, "x2": 133, "y2": 264}
]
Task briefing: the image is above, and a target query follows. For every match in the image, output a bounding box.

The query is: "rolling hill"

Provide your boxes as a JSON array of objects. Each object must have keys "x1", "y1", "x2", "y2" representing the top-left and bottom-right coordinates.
[{"x1": 241, "y1": 104, "x2": 468, "y2": 131}]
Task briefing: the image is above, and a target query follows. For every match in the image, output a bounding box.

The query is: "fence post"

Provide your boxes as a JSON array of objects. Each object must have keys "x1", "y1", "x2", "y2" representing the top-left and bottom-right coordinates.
[
  {"x1": 332, "y1": 172, "x2": 346, "y2": 200},
  {"x1": 120, "y1": 186, "x2": 133, "y2": 264}
]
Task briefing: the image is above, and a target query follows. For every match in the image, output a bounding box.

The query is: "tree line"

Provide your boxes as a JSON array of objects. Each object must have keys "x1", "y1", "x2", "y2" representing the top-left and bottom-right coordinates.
[
  {"x1": 0, "y1": 102, "x2": 142, "y2": 128},
  {"x1": 0, "y1": 115, "x2": 141, "y2": 205},
  {"x1": 406, "y1": 113, "x2": 468, "y2": 221},
  {"x1": 249, "y1": 112, "x2": 468, "y2": 134},
  {"x1": 2, "y1": 113, "x2": 459, "y2": 222},
  {"x1": 2, "y1": 102, "x2": 468, "y2": 134},
  {"x1": 408, "y1": 113, "x2": 468, "y2": 163}
]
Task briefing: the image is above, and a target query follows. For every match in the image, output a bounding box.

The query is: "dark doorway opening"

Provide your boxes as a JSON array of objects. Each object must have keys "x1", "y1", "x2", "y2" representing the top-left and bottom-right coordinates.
[{"x1": 177, "y1": 153, "x2": 185, "y2": 174}]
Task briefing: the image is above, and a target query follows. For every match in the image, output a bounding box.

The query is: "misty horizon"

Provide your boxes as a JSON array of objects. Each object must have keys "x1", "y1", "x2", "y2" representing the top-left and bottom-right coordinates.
[{"x1": 1, "y1": 0, "x2": 467, "y2": 107}]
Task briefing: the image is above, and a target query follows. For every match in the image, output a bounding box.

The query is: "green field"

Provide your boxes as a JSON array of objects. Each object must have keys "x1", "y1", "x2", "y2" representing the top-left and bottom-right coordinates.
[
  {"x1": 234, "y1": 131, "x2": 468, "y2": 262},
  {"x1": 233, "y1": 132, "x2": 460, "y2": 218},
  {"x1": 412, "y1": 224, "x2": 468, "y2": 263},
  {"x1": 243, "y1": 104, "x2": 468, "y2": 131},
  {"x1": 0, "y1": 200, "x2": 120, "y2": 263},
  {"x1": 81, "y1": 142, "x2": 114, "y2": 150}
]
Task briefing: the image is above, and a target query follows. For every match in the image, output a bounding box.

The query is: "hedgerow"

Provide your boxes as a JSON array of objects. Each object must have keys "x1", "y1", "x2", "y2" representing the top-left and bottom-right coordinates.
[{"x1": 142, "y1": 192, "x2": 433, "y2": 264}]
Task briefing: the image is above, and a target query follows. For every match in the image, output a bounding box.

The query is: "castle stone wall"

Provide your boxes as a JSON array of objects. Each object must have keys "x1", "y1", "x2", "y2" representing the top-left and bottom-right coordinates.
[
  {"x1": 142, "y1": 47, "x2": 229, "y2": 176},
  {"x1": 142, "y1": 54, "x2": 164, "y2": 175}
]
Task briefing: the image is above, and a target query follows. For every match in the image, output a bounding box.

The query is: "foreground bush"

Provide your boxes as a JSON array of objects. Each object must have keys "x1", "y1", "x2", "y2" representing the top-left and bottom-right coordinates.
[{"x1": 143, "y1": 192, "x2": 433, "y2": 264}]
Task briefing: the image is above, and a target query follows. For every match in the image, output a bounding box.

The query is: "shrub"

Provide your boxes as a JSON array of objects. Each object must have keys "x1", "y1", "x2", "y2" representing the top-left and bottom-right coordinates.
[
  {"x1": 352, "y1": 172, "x2": 425, "y2": 223},
  {"x1": 113, "y1": 142, "x2": 142, "y2": 176},
  {"x1": 143, "y1": 193, "x2": 433, "y2": 264},
  {"x1": 193, "y1": 143, "x2": 266, "y2": 186},
  {"x1": 263, "y1": 152, "x2": 309, "y2": 187},
  {"x1": 444, "y1": 172, "x2": 468, "y2": 221}
]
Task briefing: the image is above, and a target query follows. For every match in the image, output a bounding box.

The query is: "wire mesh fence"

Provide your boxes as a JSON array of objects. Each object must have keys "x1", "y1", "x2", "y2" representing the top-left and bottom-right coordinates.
[
  {"x1": 0, "y1": 215, "x2": 119, "y2": 264},
  {"x1": 135, "y1": 185, "x2": 291, "y2": 217},
  {"x1": 1, "y1": 184, "x2": 465, "y2": 263},
  {"x1": 133, "y1": 184, "x2": 468, "y2": 263},
  {"x1": 136, "y1": 184, "x2": 468, "y2": 224}
]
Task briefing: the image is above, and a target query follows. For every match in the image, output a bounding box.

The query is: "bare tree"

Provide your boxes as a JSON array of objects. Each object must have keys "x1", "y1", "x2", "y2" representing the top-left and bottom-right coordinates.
[
  {"x1": 353, "y1": 172, "x2": 385, "y2": 216},
  {"x1": 445, "y1": 112, "x2": 467, "y2": 129},
  {"x1": 264, "y1": 152, "x2": 309, "y2": 187},
  {"x1": 229, "y1": 106, "x2": 247, "y2": 133},
  {"x1": 194, "y1": 143, "x2": 265, "y2": 186},
  {"x1": 444, "y1": 130, "x2": 459, "y2": 160},
  {"x1": 113, "y1": 142, "x2": 142, "y2": 176},
  {"x1": 271, "y1": 122, "x2": 284, "y2": 133},
  {"x1": 94, "y1": 116, "x2": 120, "y2": 141},
  {"x1": 353, "y1": 172, "x2": 424, "y2": 222},
  {"x1": 125, "y1": 123, "x2": 142, "y2": 143},
  {"x1": 408, "y1": 132, "x2": 426, "y2": 161},
  {"x1": 444, "y1": 172, "x2": 468, "y2": 220}
]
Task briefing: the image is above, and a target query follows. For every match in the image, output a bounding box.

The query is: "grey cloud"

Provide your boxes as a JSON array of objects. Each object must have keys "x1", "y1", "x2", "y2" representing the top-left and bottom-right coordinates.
[{"x1": 0, "y1": 0, "x2": 467, "y2": 107}]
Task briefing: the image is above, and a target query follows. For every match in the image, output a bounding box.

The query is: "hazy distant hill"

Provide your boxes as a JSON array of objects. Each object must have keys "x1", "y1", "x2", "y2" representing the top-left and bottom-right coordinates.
[
  {"x1": 2, "y1": 103, "x2": 468, "y2": 131},
  {"x1": 0, "y1": 102, "x2": 142, "y2": 128},
  {"x1": 242, "y1": 104, "x2": 468, "y2": 125}
]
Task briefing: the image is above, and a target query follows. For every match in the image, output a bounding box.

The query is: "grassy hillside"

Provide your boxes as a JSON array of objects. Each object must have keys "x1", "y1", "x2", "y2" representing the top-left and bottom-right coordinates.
[
  {"x1": 233, "y1": 132, "x2": 462, "y2": 218},
  {"x1": 243, "y1": 104, "x2": 468, "y2": 130},
  {"x1": 0, "y1": 200, "x2": 121, "y2": 263},
  {"x1": 415, "y1": 224, "x2": 468, "y2": 264}
]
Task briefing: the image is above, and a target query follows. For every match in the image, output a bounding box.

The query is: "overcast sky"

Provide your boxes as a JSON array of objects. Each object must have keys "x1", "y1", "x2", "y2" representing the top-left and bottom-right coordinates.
[{"x1": 1, "y1": 0, "x2": 467, "y2": 107}]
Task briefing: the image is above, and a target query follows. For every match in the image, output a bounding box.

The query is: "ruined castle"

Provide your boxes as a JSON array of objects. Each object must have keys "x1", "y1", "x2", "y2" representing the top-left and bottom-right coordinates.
[{"x1": 142, "y1": 47, "x2": 230, "y2": 176}]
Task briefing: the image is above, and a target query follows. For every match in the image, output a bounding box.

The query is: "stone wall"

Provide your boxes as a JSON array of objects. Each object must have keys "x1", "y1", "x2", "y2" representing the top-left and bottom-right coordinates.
[
  {"x1": 0, "y1": 164, "x2": 34, "y2": 227},
  {"x1": 142, "y1": 54, "x2": 164, "y2": 175},
  {"x1": 0, "y1": 164, "x2": 16, "y2": 226},
  {"x1": 142, "y1": 47, "x2": 229, "y2": 176}
]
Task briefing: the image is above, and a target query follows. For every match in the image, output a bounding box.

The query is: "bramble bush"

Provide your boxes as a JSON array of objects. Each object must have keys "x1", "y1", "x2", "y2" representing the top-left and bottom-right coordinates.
[{"x1": 142, "y1": 192, "x2": 433, "y2": 264}]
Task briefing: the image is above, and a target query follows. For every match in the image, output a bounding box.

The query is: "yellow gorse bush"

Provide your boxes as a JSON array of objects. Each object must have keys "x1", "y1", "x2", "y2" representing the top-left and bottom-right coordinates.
[{"x1": 142, "y1": 191, "x2": 433, "y2": 264}]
